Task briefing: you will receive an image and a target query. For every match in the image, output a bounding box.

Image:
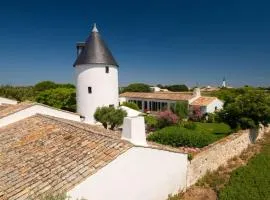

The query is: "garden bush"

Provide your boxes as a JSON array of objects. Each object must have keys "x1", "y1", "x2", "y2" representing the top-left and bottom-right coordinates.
[
  {"x1": 171, "y1": 101, "x2": 188, "y2": 119},
  {"x1": 147, "y1": 126, "x2": 216, "y2": 148},
  {"x1": 144, "y1": 115, "x2": 159, "y2": 131},
  {"x1": 180, "y1": 121, "x2": 197, "y2": 130},
  {"x1": 157, "y1": 110, "x2": 179, "y2": 128},
  {"x1": 147, "y1": 122, "x2": 231, "y2": 148}
]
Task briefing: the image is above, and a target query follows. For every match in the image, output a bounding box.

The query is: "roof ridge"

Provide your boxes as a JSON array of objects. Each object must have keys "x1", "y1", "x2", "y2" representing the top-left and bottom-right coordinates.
[{"x1": 35, "y1": 114, "x2": 128, "y2": 142}]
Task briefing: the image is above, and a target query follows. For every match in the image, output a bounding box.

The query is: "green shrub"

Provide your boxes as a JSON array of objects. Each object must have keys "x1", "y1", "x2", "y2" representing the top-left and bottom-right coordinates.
[
  {"x1": 181, "y1": 121, "x2": 197, "y2": 130},
  {"x1": 36, "y1": 88, "x2": 76, "y2": 112},
  {"x1": 147, "y1": 122, "x2": 231, "y2": 148},
  {"x1": 217, "y1": 90, "x2": 270, "y2": 129},
  {"x1": 144, "y1": 115, "x2": 159, "y2": 130},
  {"x1": 171, "y1": 101, "x2": 188, "y2": 119},
  {"x1": 122, "y1": 83, "x2": 151, "y2": 93},
  {"x1": 121, "y1": 102, "x2": 140, "y2": 110},
  {"x1": 207, "y1": 113, "x2": 217, "y2": 123},
  {"x1": 94, "y1": 106, "x2": 127, "y2": 130},
  {"x1": 147, "y1": 126, "x2": 216, "y2": 148}
]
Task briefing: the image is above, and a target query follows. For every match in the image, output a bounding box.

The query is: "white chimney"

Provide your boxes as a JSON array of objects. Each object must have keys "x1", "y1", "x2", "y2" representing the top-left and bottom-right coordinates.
[
  {"x1": 193, "y1": 88, "x2": 201, "y2": 97},
  {"x1": 122, "y1": 116, "x2": 148, "y2": 146}
]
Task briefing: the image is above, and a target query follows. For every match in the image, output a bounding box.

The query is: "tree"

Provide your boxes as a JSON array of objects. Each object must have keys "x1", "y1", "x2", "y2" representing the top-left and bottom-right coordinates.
[
  {"x1": 121, "y1": 102, "x2": 140, "y2": 110},
  {"x1": 36, "y1": 88, "x2": 76, "y2": 112},
  {"x1": 122, "y1": 83, "x2": 151, "y2": 93},
  {"x1": 171, "y1": 101, "x2": 188, "y2": 119},
  {"x1": 94, "y1": 106, "x2": 127, "y2": 130},
  {"x1": 165, "y1": 84, "x2": 189, "y2": 92},
  {"x1": 218, "y1": 90, "x2": 270, "y2": 129},
  {"x1": 34, "y1": 81, "x2": 58, "y2": 92},
  {"x1": 0, "y1": 85, "x2": 35, "y2": 101}
]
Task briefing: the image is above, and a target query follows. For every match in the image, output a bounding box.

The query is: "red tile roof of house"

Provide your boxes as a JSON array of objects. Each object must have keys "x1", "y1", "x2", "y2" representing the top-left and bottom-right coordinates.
[
  {"x1": 190, "y1": 96, "x2": 217, "y2": 106},
  {"x1": 0, "y1": 102, "x2": 33, "y2": 119}
]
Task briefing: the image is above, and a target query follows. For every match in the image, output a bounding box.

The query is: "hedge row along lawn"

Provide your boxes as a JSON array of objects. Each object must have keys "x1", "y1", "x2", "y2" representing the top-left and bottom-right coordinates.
[
  {"x1": 218, "y1": 134, "x2": 270, "y2": 200},
  {"x1": 147, "y1": 122, "x2": 231, "y2": 148}
]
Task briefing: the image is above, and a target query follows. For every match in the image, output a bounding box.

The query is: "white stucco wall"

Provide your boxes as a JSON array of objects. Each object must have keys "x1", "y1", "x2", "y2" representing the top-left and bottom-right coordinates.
[
  {"x1": 75, "y1": 64, "x2": 119, "y2": 124},
  {"x1": 0, "y1": 105, "x2": 80, "y2": 128},
  {"x1": 68, "y1": 147, "x2": 188, "y2": 200},
  {"x1": 0, "y1": 97, "x2": 17, "y2": 105},
  {"x1": 206, "y1": 99, "x2": 224, "y2": 113}
]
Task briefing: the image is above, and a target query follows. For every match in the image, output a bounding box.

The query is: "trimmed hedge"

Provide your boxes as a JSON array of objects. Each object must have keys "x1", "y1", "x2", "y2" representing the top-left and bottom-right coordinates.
[
  {"x1": 147, "y1": 122, "x2": 231, "y2": 148},
  {"x1": 147, "y1": 126, "x2": 216, "y2": 148}
]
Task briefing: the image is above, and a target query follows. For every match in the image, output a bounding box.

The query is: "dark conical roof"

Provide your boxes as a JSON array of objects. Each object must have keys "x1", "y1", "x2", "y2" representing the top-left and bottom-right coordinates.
[{"x1": 73, "y1": 24, "x2": 118, "y2": 67}]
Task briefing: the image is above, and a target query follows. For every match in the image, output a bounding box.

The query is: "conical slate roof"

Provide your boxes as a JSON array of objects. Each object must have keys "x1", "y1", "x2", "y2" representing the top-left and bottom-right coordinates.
[{"x1": 73, "y1": 24, "x2": 118, "y2": 67}]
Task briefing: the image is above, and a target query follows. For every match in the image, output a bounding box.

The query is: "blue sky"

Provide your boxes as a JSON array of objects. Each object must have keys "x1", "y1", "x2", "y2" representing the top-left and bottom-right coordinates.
[{"x1": 0, "y1": 0, "x2": 269, "y2": 87}]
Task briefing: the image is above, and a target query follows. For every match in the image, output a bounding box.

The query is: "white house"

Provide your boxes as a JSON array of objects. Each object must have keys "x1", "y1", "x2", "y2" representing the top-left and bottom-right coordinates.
[{"x1": 120, "y1": 88, "x2": 223, "y2": 115}]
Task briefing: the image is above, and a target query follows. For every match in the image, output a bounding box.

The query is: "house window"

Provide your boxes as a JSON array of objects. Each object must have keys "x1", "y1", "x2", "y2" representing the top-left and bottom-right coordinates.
[
  {"x1": 105, "y1": 66, "x2": 109, "y2": 73},
  {"x1": 88, "y1": 87, "x2": 92, "y2": 94}
]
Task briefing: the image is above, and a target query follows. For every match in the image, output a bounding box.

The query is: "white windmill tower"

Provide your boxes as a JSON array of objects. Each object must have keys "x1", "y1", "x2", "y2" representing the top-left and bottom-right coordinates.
[
  {"x1": 74, "y1": 24, "x2": 119, "y2": 123},
  {"x1": 222, "y1": 77, "x2": 227, "y2": 88}
]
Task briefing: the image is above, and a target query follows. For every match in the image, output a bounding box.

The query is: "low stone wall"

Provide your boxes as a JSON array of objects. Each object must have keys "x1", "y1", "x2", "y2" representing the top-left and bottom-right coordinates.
[{"x1": 186, "y1": 125, "x2": 270, "y2": 187}]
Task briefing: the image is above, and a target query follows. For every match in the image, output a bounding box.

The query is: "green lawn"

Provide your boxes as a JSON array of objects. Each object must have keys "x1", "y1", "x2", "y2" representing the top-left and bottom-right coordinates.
[
  {"x1": 147, "y1": 122, "x2": 231, "y2": 148},
  {"x1": 219, "y1": 136, "x2": 270, "y2": 200},
  {"x1": 194, "y1": 122, "x2": 232, "y2": 139}
]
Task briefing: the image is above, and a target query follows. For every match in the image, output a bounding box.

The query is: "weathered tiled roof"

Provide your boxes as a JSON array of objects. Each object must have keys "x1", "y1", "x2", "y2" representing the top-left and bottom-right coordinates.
[
  {"x1": 0, "y1": 102, "x2": 33, "y2": 119},
  {"x1": 190, "y1": 96, "x2": 217, "y2": 106},
  {"x1": 0, "y1": 104, "x2": 12, "y2": 111},
  {"x1": 0, "y1": 114, "x2": 132, "y2": 200},
  {"x1": 120, "y1": 92, "x2": 194, "y2": 101}
]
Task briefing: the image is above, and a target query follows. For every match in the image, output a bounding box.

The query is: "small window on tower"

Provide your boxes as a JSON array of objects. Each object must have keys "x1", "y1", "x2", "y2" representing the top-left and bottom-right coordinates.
[
  {"x1": 88, "y1": 87, "x2": 92, "y2": 94},
  {"x1": 105, "y1": 66, "x2": 109, "y2": 73}
]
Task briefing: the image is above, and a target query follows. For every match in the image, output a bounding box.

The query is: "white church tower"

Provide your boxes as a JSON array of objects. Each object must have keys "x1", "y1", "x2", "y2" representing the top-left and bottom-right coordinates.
[{"x1": 74, "y1": 24, "x2": 119, "y2": 123}]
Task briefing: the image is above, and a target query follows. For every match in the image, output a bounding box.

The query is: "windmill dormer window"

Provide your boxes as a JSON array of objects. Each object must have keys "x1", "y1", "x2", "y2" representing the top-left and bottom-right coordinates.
[
  {"x1": 105, "y1": 66, "x2": 109, "y2": 73},
  {"x1": 88, "y1": 87, "x2": 92, "y2": 94}
]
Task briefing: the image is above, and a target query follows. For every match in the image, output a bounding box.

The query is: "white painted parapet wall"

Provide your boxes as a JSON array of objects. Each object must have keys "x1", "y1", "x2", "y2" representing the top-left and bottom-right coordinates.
[
  {"x1": 68, "y1": 147, "x2": 188, "y2": 200},
  {"x1": 0, "y1": 97, "x2": 18, "y2": 105},
  {"x1": 0, "y1": 104, "x2": 81, "y2": 128}
]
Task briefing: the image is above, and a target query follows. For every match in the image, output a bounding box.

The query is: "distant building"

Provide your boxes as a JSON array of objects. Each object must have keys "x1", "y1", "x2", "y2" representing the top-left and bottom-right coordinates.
[
  {"x1": 200, "y1": 85, "x2": 220, "y2": 92},
  {"x1": 120, "y1": 88, "x2": 223, "y2": 115}
]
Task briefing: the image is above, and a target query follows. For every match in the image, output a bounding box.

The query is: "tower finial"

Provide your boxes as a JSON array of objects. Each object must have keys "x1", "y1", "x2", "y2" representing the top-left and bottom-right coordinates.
[{"x1": 92, "y1": 23, "x2": 98, "y2": 32}]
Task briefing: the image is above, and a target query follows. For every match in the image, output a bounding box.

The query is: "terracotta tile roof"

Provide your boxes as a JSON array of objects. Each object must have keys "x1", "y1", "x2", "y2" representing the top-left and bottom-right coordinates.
[
  {"x1": 0, "y1": 102, "x2": 33, "y2": 119},
  {"x1": 190, "y1": 96, "x2": 217, "y2": 106},
  {"x1": 0, "y1": 104, "x2": 12, "y2": 111},
  {"x1": 0, "y1": 114, "x2": 132, "y2": 200},
  {"x1": 120, "y1": 92, "x2": 194, "y2": 101}
]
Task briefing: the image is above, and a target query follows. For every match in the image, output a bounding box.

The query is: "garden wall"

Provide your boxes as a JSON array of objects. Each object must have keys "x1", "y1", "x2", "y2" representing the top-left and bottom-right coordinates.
[{"x1": 186, "y1": 125, "x2": 270, "y2": 187}]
